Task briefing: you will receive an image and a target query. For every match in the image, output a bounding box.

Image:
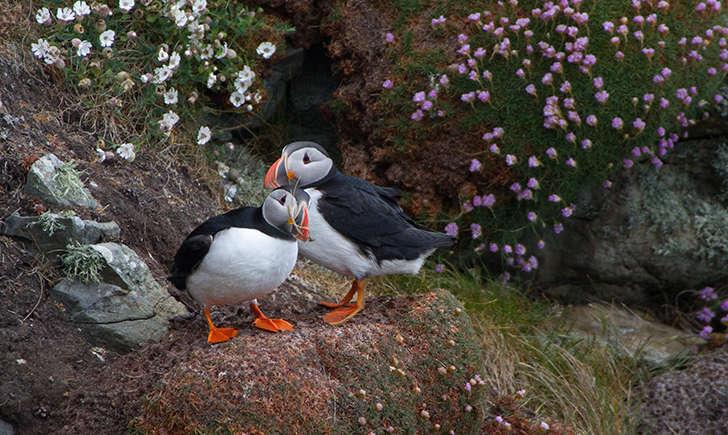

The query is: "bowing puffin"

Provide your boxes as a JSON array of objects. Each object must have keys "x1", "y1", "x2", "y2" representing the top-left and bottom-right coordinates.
[
  {"x1": 264, "y1": 141, "x2": 454, "y2": 325},
  {"x1": 168, "y1": 187, "x2": 309, "y2": 343}
]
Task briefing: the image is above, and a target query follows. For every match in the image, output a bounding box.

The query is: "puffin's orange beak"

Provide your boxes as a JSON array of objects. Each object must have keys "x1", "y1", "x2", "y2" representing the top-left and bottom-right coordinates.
[
  {"x1": 295, "y1": 206, "x2": 309, "y2": 242},
  {"x1": 264, "y1": 157, "x2": 282, "y2": 189}
]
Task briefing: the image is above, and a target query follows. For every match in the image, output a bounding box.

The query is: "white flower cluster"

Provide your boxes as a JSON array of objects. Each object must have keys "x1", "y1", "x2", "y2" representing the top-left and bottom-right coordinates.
[{"x1": 97, "y1": 143, "x2": 136, "y2": 162}]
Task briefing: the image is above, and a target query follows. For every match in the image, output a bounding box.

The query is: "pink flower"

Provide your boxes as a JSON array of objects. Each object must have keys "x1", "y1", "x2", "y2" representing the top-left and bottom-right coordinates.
[
  {"x1": 603, "y1": 180, "x2": 613, "y2": 188},
  {"x1": 595, "y1": 90, "x2": 609, "y2": 103},
  {"x1": 527, "y1": 211, "x2": 537, "y2": 221},
  {"x1": 586, "y1": 114, "x2": 597, "y2": 126},
  {"x1": 581, "y1": 139, "x2": 592, "y2": 149},
  {"x1": 699, "y1": 325, "x2": 713, "y2": 339},
  {"x1": 505, "y1": 154, "x2": 517, "y2": 166},
  {"x1": 721, "y1": 299, "x2": 728, "y2": 311},
  {"x1": 698, "y1": 286, "x2": 717, "y2": 301},
  {"x1": 489, "y1": 243, "x2": 499, "y2": 252},
  {"x1": 546, "y1": 147, "x2": 558, "y2": 159},
  {"x1": 444, "y1": 222, "x2": 458, "y2": 237},
  {"x1": 440, "y1": 74, "x2": 450, "y2": 86},
  {"x1": 525, "y1": 84, "x2": 537, "y2": 96},
  {"x1": 527, "y1": 177, "x2": 539, "y2": 189},
  {"x1": 528, "y1": 156, "x2": 541, "y2": 167},
  {"x1": 565, "y1": 157, "x2": 576, "y2": 167},
  {"x1": 469, "y1": 159, "x2": 482, "y2": 172},
  {"x1": 411, "y1": 110, "x2": 424, "y2": 121},
  {"x1": 435, "y1": 264, "x2": 444, "y2": 272},
  {"x1": 385, "y1": 33, "x2": 394, "y2": 42},
  {"x1": 477, "y1": 90, "x2": 491, "y2": 102},
  {"x1": 482, "y1": 194, "x2": 496, "y2": 207},
  {"x1": 537, "y1": 240, "x2": 545, "y2": 249},
  {"x1": 624, "y1": 159, "x2": 634, "y2": 168},
  {"x1": 461, "y1": 92, "x2": 476, "y2": 102},
  {"x1": 548, "y1": 194, "x2": 561, "y2": 202},
  {"x1": 593, "y1": 77, "x2": 604, "y2": 89},
  {"x1": 470, "y1": 223, "x2": 482, "y2": 239},
  {"x1": 633, "y1": 118, "x2": 646, "y2": 131},
  {"x1": 413, "y1": 91, "x2": 426, "y2": 103},
  {"x1": 553, "y1": 223, "x2": 564, "y2": 234},
  {"x1": 611, "y1": 117, "x2": 623, "y2": 129},
  {"x1": 422, "y1": 100, "x2": 433, "y2": 110}
]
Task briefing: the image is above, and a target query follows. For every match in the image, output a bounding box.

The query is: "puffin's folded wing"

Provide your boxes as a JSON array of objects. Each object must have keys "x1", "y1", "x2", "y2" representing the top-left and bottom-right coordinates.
[
  {"x1": 168, "y1": 234, "x2": 213, "y2": 290},
  {"x1": 319, "y1": 181, "x2": 453, "y2": 262}
]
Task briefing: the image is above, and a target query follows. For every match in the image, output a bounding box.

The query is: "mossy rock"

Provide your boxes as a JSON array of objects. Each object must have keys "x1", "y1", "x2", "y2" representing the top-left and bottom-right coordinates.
[{"x1": 132, "y1": 290, "x2": 485, "y2": 433}]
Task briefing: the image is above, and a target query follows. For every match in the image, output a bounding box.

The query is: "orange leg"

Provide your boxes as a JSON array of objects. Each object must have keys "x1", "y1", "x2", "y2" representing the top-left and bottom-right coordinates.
[
  {"x1": 322, "y1": 279, "x2": 366, "y2": 325},
  {"x1": 319, "y1": 280, "x2": 358, "y2": 308},
  {"x1": 203, "y1": 307, "x2": 238, "y2": 344},
  {"x1": 250, "y1": 301, "x2": 294, "y2": 333}
]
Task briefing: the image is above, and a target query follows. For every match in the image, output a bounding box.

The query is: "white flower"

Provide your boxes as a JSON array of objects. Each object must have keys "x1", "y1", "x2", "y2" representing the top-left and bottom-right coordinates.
[
  {"x1": 215, "y1": 42, "x2": 229, "y2": 59},
  {"x1": 206, "y1": 72, "x2": 216, "y2": 88},
  {"x1": 73, "y1": 1, "x2": 91, "y2": 16},
  {"x1": 119, "y1": 0, "x2": 135, "y2": 12},
  {"x1": 157, "y1": 46, "x2": 169, "y2": 62},
  {"x1": 44, "y1": 46, "x2": 61, "y2": 65},
  {"x1": 197, "y1": 126, "x2": 211, "y2": 145},
  {"x1": 256, "y1": 41, "x2": 276, "y2": 59},
  {"x1": 229, "y1": 91, "x2": 244, "y2": 107},
  {"x1": 36, "y1": 8, "x2": 51, "y2": 24},
  {"x1": 96, "y1": 148, "x2": 107, "y2": 162},
  {"x1": 253, "y1": 91, "x2": 263, "y2": 104},
  {"x1": 168, "y1": 51, "x2": 181, "y2": 69},
  {"x1": 56, "y1": 7, "x2": 75, "y2": 22},
  {"x1": 237, "y1": 66, "x2": 255, "y2": 82},
  {"x1": 152, "y1": 66, "x2": 173, "y2": 84},
  {"x1": 31, "y1": 39, "x2": 50, "y2": 59},
  {"x1": 192, "y1": 0, "x2": 207, "y2": 16},
  {"x1": 99, "y1": 30, "x2": 115, "y2": 47},
  {"x1": 77, "y1": 40, "x2": 92, "y2": 57},
  {"x1": 162, "y1": 110, "x2": 179, "y2": 127},
  {"x1": 163, "y1": 88, "x2": 178, "y2": 104},
  {"x1": 199, "y1": 44, "x2": 213, "y2": 60},
  {"x1": 139, "y1": 73, "x2": 152, "y2": 83},
  {"x1": 116, "y1": 143, "x2": 136, "y2": 161},
  {"x1": 174, "y1": 9, "x2": 188, "y2": 27}
]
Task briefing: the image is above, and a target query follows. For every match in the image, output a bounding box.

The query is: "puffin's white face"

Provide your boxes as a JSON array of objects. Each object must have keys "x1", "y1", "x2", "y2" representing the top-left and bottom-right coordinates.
[
  {"x1": 262, "y1": 188, "x2": 310, "y2": 241},
  {"x1": 264, "y1": 142, "x2": 333, "y2": 189}
]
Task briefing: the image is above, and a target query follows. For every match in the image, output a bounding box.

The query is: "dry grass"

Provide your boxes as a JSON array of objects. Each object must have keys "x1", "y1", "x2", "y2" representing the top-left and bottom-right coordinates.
[{"x1": 377, "y1": 269, "x2": 643, "y2": 433}]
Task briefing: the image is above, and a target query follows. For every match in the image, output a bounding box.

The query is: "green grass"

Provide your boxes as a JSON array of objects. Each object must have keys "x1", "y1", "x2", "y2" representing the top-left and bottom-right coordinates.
[{"x1": 371, "y1": 268, "x2": 646, "y2": 433}]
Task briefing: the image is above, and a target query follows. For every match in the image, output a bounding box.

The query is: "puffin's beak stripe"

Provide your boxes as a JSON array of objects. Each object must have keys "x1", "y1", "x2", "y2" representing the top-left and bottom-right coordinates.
[
  {"x1": 264, "y1": 157, "x2": 282, "y2": 189},
  {"x1": 295, "y1": 206, "x2": 310, "y2": 242}
]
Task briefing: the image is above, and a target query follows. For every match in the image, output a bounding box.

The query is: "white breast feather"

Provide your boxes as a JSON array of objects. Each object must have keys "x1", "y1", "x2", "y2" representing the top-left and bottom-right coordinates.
[
  {"x1": 298, "y1": 189, "x2": 429, "y2": 279},
  {"x1": 186, "y1": 228, "x2": 297, "y2": 306}
]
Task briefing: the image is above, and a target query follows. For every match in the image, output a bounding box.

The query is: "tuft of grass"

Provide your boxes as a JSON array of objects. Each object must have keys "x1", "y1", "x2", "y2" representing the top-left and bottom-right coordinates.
[
  {"x1": 373, "y1": 267, "x2": 645, "y2": 432},
  {"x1": 60, "y1": 242, "x2": 104, "y2": 284},
  {"x1": 53, "y1": 160, "x2": 90, "y2": 199}
]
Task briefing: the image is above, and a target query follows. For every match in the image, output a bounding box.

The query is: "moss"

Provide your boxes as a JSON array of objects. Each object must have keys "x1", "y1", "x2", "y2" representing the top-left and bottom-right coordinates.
[{"x1": 711, "y1": 142, "x2": 728, "y2": 204}]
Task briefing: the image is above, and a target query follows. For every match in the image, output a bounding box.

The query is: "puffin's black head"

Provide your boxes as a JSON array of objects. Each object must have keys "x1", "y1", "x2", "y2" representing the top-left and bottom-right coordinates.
[
  {"x1": 264, "y1": 141, "x2": 333, "y2": 189},
  {"x1": 262, "y1": 187, "x2": 310, "y2": 241}
]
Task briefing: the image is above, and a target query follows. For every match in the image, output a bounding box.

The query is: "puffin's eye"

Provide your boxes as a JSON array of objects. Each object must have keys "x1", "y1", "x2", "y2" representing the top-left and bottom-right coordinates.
[
  {"x1": 278, "y1": 195, "x2": 286, "y2": 205},
  {"x1": 302, "y1": 153, "x2": 311, "y2": 164}
]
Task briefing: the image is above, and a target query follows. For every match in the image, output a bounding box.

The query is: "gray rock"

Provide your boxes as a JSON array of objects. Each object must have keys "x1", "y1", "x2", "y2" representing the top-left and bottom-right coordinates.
[
  {"x1": 0, "y1": 418, "x2": 13, "y2": 435},
  {"x1": 535, "y1": 137, "x2": 728, "y2": 305},
  {"x1": 23, "y1": 154, "x2": 99, "y2": 209},
  {"x1": 549, "y1": 303, "x2": 701, "y2": 367},
  {"x1": 0, "y1": 212, "x2": 119, "y2": 255},
  {"x1": 50, "y1": 242, "x2": 188, "y2": 353},
  {"x1": 639, "y1": 346, "x2": 728, "y2": 434}
]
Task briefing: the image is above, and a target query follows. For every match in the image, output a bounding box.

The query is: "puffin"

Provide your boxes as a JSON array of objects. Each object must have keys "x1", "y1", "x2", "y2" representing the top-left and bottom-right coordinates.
[
  {"x1": 168, "y1": 187, "x2": 309, "y2": 344},
  {"x1": 264, "y1": 141, "x2": 454, "y2": 325}
]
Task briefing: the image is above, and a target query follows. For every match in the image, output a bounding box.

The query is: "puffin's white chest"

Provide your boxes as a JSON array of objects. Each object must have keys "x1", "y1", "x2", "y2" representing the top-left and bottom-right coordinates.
[
  {"x1": 298, "y1": 189, "x2": 427, "y2": 279},
  {"x1": 186, "y1": 228, "x2": 297, "y2": 306}
]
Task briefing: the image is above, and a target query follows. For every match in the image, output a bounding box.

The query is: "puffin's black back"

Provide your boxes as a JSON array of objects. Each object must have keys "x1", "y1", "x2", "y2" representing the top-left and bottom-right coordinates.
[
  {"x1": 315, "y1": 171, "x2": 455, "y2": 262},
  {"x1": 168, "y1": 206, "x2": 293, "y2": 290}
]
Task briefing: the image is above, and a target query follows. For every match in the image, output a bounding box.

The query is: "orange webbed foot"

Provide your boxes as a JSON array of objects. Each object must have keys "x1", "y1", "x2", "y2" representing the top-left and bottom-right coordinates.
[
  {"x1": 207, "y1": 327, "x2": 238, "y2": 344},
  {"x1": 253, "y1": 317, "x2": 294, "y2": 333},
  {"x1": 322, "y1": 305, "x2": 362, "y2": 325}
]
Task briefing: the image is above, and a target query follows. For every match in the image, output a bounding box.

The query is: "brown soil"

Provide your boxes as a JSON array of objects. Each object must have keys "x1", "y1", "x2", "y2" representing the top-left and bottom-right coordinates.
[{"x1": 0, "y1": 30, "x2": 228, "y2": 433}]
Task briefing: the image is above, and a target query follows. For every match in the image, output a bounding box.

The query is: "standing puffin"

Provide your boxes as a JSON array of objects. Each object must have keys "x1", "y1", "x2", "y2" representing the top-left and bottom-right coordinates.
[
  {"x1": 264, "y1": 141, "x2": 454, "y2": 325},
  {"x1": 168, "y1": 187, "x2": 309, "y2": 343}
]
